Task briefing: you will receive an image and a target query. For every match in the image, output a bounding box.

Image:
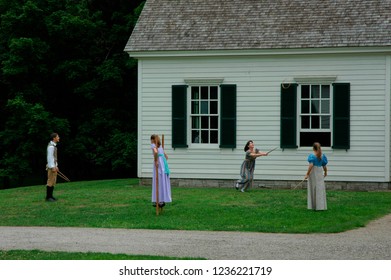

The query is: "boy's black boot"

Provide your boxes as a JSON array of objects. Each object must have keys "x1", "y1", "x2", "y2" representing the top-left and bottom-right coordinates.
[{"x1": 46, "y1": 186, "x2": 56, "y2": 202}]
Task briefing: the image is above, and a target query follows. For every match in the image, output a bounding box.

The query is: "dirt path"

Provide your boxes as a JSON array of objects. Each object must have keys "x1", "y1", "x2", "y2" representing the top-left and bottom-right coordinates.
[{"x1": 1, "y1": 214, "x2": 390, "y2": 259}]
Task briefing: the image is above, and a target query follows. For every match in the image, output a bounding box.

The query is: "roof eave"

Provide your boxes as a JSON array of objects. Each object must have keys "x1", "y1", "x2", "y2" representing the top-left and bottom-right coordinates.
[{"x1": 125, "y1": 46, "x2": 391, "y2": 59}]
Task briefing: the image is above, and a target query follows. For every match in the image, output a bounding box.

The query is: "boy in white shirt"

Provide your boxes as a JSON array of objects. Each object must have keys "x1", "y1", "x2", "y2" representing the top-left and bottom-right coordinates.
[{"x1": 46, "y1": 133, "x2": 60, "y2": 202}]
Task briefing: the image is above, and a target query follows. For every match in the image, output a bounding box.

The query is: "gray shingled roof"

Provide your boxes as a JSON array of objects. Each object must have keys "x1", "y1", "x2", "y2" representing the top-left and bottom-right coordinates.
[{"x1": 125, "y1": 0, "x2": 391, "y2": 52}]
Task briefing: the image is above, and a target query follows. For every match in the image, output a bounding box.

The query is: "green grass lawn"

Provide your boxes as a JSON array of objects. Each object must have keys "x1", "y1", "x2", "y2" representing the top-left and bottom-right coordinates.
[
  {"x1": 1, "y1": 178, "x2": 391, "y2": 260},
  {"x1": 1, "y1": 178, "x2": 391, "y2": 233},
  {"x1": 0, "y1": 250, "x2": 201, "y2": 260}
]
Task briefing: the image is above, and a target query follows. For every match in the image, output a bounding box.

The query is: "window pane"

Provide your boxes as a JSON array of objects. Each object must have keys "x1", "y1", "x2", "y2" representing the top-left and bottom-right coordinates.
[
  {"x1": 201, "y1": 116, "x2": 209, "y2": 129},
  {"x1": 210, "y1": 101, "x2": 218, "y2": 114},
  {"x1": 311, "y1": 100, "x2": 320, "y2": 113},
  {"x1": 311, "y1": 85, "x2": 320, "y2": 98},
  {"x1": 301, "y1": 116, "x2": 310, "y2": 129},
  {"x1": 301, "y1": 85, "x2": 310, "y2": 98},
  {"x1": 201, "y1": 101, "x2": 208, "y2": 114},
  {"x1": 300, "y1": 132, "x2": 331, "y2": 147},
  {"x1": 191, "y1": 87, "x2": 199, "y2": 99},
  {"x1": 192, "y1": 116, "x2": 200, "y2": 129},
  {"x1": 210, "y1": 130, "x2": 218, "y2": 143},
  {"x1": 210, "y1": 86, "x2": 218, "y2": 99},
  {"x1": 210, "y1": 116, "x2": 218, "y2": 129},
  {"x1": 311, "y1": 116, "x2": 320, "y2": 128},
  {"x1": 192, "y1": 130, "x2": 201, "y2": 143},
  {"x1": 321, "y1": 85, "x2": 330, "y2": 98},
  {"x1": 301, "y1": 100, "x2": 310, "y2": 113},
  {"x1": 321, "y1": 116, "x2": 330, "y2": 129},
  {"x1": 321, "y1": 100, "x2": 330, "y2": 114},
  {"x1": 201, "y1": 130, "x2": 209, "y2": 143},
  {"x1": 201, "y1": 87, "x2": 208, "y2": 99},
  {"x1": 191, "y1": 101, "x2": 199, "y2": 114}
]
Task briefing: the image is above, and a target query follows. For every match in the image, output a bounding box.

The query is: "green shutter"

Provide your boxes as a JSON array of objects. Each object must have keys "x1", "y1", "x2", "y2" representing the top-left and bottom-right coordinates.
[
  {"x1": 280, "y1": 83, "x2": 298, "y2": 148},
  {"x1": 220, "y1": 84, "x2": 236, "y2": 148},
  {"x1": 172, "y1": 85, "x2": 188, "y2": 148},
  {"x1": 332, "y1": 83, "x2": 350, "y2": 149}
]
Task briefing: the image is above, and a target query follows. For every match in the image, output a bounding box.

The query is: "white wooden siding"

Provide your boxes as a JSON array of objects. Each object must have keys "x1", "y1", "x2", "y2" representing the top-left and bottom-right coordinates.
[{"x1": 137, "y1": 53, "x2": 391, "y2": 182}]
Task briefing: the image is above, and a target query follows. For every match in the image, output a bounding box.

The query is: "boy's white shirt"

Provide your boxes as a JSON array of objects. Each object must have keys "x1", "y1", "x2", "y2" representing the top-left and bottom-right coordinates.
[{"x1": 47, "y1": 141, "x2": 57, "y2": 168}]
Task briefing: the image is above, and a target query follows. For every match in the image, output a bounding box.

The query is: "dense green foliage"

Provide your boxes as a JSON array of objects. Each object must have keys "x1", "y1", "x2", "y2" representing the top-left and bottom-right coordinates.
[
  {"x1": 1, "y1": 179, "x2": 391, "y2": 233},
  {"x1": 0, "y1": 0, "x2": 145, "y2": 188}
]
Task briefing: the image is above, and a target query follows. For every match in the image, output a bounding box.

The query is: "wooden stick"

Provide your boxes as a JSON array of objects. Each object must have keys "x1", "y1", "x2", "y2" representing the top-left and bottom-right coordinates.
[
  {"x1": 293, "y1": 168, "x2": 313, "y2": 190},
  {"x1": 155, "y1": 136, "x2": 160, "y2": 216},
  {"x1": 293, "y1": 178, "x2": 306, "y2": 190},
  {"x1": 267, "y1": 147, "x2": 278, "y2": 154},
  {"x1": 160, "y1": 134, "x2": 164, "y2": 214},
  {"x1": 57, "y1": 170, "x2": 70, "y2": 182}
]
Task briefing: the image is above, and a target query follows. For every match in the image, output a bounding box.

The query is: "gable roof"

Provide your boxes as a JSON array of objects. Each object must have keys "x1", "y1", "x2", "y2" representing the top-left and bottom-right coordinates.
[{"x1": 125, "y1": 0, "x2": 391, "y2": 53}]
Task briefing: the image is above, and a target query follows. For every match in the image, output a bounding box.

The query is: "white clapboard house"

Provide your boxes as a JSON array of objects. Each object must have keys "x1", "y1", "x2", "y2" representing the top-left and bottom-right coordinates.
[{"x1": 125, "y1": 0, "x2": 391, "y2": 190}]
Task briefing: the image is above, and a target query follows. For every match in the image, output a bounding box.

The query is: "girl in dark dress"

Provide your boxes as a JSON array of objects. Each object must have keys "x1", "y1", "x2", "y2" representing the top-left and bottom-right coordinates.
[{"x1": 235, "y1": 140, "x2": 268, "y2": 192}]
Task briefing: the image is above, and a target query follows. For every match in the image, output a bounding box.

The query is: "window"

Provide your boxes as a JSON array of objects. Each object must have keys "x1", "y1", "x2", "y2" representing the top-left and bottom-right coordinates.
[
  {"x1": 299, "y1": 84, "x2": 331, "y2": 147},
  {"x1": 172, "y1": 84, "x2": 236, "y2": 148},
  {"x1": 280, "y1": 82, "x2": 350, "y2": 149},
  {"x1": 190, "y1": 86, "x2": 219, "y2": 144}
]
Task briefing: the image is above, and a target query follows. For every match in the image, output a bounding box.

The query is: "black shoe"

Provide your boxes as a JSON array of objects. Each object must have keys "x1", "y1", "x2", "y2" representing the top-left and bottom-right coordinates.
[
  {"x1": 45, "y1": 197, "x2": 56, "y2": 202},
  {"x1": 152, "y1": 202, "x2": 157, "y2": 207},
  {"x1": 158, "y1": 202, "x2": 166, "y2": 208}
]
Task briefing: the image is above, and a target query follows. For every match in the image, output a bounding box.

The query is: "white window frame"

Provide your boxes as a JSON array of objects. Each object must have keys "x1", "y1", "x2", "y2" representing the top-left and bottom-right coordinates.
[
  {"x1": 188, "y1": 85, "x2": 220, "y2": 147},
  {"x1": 297, "y1": 83, "x2": 333, "y2": 147},
  {"x1": 184, "y1": 78, "x2": 223, "y2": 148}
]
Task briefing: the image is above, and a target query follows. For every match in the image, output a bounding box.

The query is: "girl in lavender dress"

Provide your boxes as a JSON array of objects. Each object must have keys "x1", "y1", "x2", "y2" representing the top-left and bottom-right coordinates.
[
  {"x1": 150, "y1": 134, "x2": 172, "y2": 208},
  {"x1": 304, "y1": 142, "x2": 328, "y2": 210},
  {"x1": 235, "y1": 140, "x2": 268, "y2": 192}
]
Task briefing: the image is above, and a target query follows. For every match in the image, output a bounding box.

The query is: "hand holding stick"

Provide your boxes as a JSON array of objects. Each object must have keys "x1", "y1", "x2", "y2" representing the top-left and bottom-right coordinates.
[{"x1": 293, "y1": 178, "x2": 306, "y2": 190}]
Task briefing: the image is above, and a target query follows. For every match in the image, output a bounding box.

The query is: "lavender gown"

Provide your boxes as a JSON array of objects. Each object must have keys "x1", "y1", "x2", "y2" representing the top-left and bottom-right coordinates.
[{"x1": 151, "y1": 144, "x2": 172, "y2": 203}]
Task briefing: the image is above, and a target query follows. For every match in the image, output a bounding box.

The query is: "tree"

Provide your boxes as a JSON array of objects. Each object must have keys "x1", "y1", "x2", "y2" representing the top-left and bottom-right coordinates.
[
  {"x1": 0, "y1": 95, "x2": 70, "y2": 184},
  {"x1": 0, "y1": 0, "x2": 145, "y2": 187}
]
